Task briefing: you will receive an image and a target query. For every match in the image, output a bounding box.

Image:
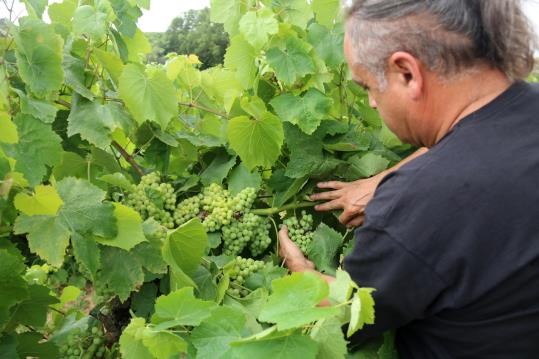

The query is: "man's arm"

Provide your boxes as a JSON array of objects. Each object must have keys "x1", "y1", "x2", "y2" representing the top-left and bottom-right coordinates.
[{"x1": 310, "y1": 148, "x2": 428, "y2": 227}]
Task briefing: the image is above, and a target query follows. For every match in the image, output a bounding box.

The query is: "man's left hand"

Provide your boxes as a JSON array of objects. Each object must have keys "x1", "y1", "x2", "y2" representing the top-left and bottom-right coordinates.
[{"x1": 278, "y1": 225, "x2": 315, "y2": 272}]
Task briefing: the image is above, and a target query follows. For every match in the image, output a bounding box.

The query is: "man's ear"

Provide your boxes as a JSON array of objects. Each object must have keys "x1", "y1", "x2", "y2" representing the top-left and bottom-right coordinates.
[{"x1": 387, "y1": 51, "x2": 423, "y2": 100}]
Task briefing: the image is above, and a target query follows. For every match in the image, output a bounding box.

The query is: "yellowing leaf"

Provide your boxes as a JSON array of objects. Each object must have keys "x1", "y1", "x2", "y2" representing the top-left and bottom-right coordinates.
[
  {"x1": 14, "y1": 185, "x2": 63, "y2": 216},
  {"x1": 96, "y1": 203, "x2": 147, "y2": 251},
  {"x1": 0, "y1": 112, "x2": 18, "y2": 144}
]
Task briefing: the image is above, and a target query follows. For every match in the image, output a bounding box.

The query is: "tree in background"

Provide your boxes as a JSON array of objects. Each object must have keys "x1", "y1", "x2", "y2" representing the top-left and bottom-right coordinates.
[{"x1": 147, "y1": 8, "x2": 228, "y2": 68}]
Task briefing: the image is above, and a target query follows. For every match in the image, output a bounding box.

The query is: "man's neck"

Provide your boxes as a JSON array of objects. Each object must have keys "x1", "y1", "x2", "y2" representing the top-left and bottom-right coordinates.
[{"x1": 428, "y1": 68, "x2": 512, "y2": 146}]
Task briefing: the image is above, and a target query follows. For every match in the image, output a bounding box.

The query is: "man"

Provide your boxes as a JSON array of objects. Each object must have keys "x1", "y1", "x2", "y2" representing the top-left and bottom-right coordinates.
[{"x1": 278, "y1": 0, "x2": 539, "y2": 357}]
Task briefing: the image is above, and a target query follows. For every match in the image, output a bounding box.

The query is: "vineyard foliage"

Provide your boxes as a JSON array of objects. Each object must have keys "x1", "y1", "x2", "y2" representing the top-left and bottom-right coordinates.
[{"x1": 0, "y1": 0, "x2": 410, "y2": 358}]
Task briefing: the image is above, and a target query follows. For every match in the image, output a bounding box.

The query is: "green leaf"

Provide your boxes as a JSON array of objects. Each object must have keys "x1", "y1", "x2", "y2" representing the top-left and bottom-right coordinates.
[
  {"x1": 1, "y1": 114, "x2": 63, "y2": 187},
  {"x1": 152, "y1": 287, "x2": 217, "y2": 326},
  {"x1": 22, "y1": 0, "x2": 48, "y2": 18},
  {"x1": 311, "y1": 0, "x2": 341, "y2": 28},
  {"x1": 268, "y1": 169, "x2": 309, "y2": 207},
  {"x1": 329, "y1": 269, "x2": 357, "y2": 304},
  {"x1": 15, "y1": 90, "x2": 58, "y2": 124},
  {"x1": 271, "y1": 89, "x2": 333, "y2": 135},
  {"x1": 120, "y1": 318, "x2": 154, "y2": 359},
  {"x1": 93, "y1": 48, "x2": 124, "y2": 85},
  {"x1": 230, "y1": 333, "x2": 319, "y2": 359},
  {"x1": 67, "y1": 96, "x2": 134, "y2": 149},
  {"x1": 224, "y1": 35, "x2": 257, "y2": 90},
  {"x1": 191, "y1": 306, "x2": 246, "y2": 359},
  {"x1": 307, "y1": 223, "x2": 344, "y2": 275},
  {"x1": 228, "y1": 164, "x2": 262, "y2": 196},
  {"x1": 227, "y1": 113, "x2": 284, "y2": 170},
  {"x1": 123, "y1": 28, "x2": 152, "y2": 62},
  {"x1": 272, "y1": 0, "x2": 313, "y2": 29},
  {"x1": 98, "y1": 173, "x2": 135, "y2": 191},
  {"x1": 307, "y1": 23, "x2": 344, "y2": 68},
  {"x1": 95, "y1": 203, "x2": 147, "y2": 251},
  {"x1": 14, "y1": 215, "x2": 70, "y2": 268},
  {"x1": 142, "y1": 330, "x2": 187, "y2": 359},
  {"x1": 239, "y1": 9, "x2": 279, "y2": 50},
  {"x1": 0, "y1": 112, "x2": 18, "y2": 144},
  {"x1": 119, "y1": 64, "x2": 178, "y2": 129},
  {"x1": 55, "y1": 177, "x2": 116, "y2": 237},
  {"x1": 347, "y1": 288, "x2": 376, "y2": 337},
  {"x1": 71, "y1": 232, "x2": 100, "y2": 280},
  {"x1": 7, "y1": 284, "x2": 58, "y2": 328},
  {"x1": 14, "y1": 184, "x2": 63, "y2": 216},
  {"x1": 48, "y1": 0, "x2": 76, "y2": 25},
  {"x1": 63, "y1": 54, "x2": 95, "y2": 100},
  {"x1": 162, "y1": 219, "x2": 208, "y2": 277},
  {"x1": 73, "y1": 5, "x2": 107, "y2": 41},
  {"x1": 0, "y1": 250, "x2": 29, "y2": 330},
  {"x1": 16, "y1": 332, "x2": 58, "y2": 359},
  {"x1": 348, "y1": 153, "x2": 390, "y2": 178},
  {"x1": 14, "y1": 17, "x2": 64, "y2": 98},
  {"x1": 259, "y1": 272, "x2": 340, "y2": 330},
  {"x1": 200, "y1": 152, "x2": 237, "y2": 187},
  {"x1": 210, "y1": 0, "x2": 244, "y2": 35},
  {"x1": 311, "y1": 317, "x2": 348, "y2": 359},
  {"x1": 99, "y1": 247, "x2": 144, "y2": 302},
  {"x1": 266, "y1": 36, "x2": 315, "y2": 86}
]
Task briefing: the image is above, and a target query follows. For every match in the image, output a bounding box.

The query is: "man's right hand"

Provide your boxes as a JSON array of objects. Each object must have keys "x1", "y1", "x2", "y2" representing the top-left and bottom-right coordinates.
[{"x1": 309, "y1": 173, "x2": 385, "y2": 227}]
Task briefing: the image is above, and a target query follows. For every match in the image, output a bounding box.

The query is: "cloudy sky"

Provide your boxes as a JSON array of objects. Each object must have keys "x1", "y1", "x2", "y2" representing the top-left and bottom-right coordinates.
[{"x1": 1, "y1": 0, "x2": 538, "y2": 33}]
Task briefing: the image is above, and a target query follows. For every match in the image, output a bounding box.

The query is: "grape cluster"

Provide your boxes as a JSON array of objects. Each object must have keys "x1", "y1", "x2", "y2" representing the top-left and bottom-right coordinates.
[
  {"x1": 125, "y1": 172, "x2": 176, "y2": 229},
  {"x1": 222, "y1": 213, "x2": 272, "y2": 256},
  {"x1": 227, "y1": 256, "x2": 265, "y2": 298},
  {"x1": 283, "y1": 211, "x2": 315, "y2": 253},
  {"x1": 232, "y1": 187, "x2": 257, "y2": 212},
  {"x1": 201, "y1": 184, "x2": 235, "y2": 232},
  {"x1": 58, "y1": 322, "x2": 108, "y2": 359},
  {"x1": 173, "y1": 194, "x2": 203, "y2": 226},
  {"x1": 249, "y1": 216, "x2": 272, "y2": 257}
]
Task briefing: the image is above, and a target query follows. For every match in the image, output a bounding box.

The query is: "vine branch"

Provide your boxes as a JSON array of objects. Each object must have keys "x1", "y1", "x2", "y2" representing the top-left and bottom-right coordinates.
[
  {"x1": 111, "y1": 141, "x2": 144, "y2": 177},
  {"x1": 178, "y1": 102, "x2": 228, "y2": 118},
  {"x1": 251, "y1": 201, "x2": 316, "y2": 216}
]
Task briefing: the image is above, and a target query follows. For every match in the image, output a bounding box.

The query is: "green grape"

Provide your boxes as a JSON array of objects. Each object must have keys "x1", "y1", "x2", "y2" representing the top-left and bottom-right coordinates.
[
  {"x1": 227, "y1": 256, "x2": 265, "y2": 298},
  {"x1": 249, "y1": 216, "x2": 272, "y2": 257},
  {"x1": 222, "y1": 213, "x2": 268, "y2": 256},
  {"x1": 283, "y1": 211, "x2": 315, "y2": 253},
  {"x1": 232, "y1": 187, "x2": 257, "y2": 213},
  {"x1": 201, "y1": 184, "x2": 234, "y2": 231}
]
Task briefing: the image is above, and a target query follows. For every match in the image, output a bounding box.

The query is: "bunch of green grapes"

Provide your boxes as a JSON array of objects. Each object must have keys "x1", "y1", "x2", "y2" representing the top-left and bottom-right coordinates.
[
  {"x1": 201, "y1": 184, "x2": 234, "y2": 232},
  {"x1": 283, "y1": 211, "x2": 315, "y2": 253},
  {"x1": 232, "y1": 187, "x2": 257, "y2": 213},
  {"x1": 125, "y1": 172, "x2": 176, "y2": 229},
  {"x1": 58, "y1": 322, "x2": 108, "y2": 359},
  {"x1": 227, "y1": 256, "x2": 265, "y2": 298},
  {"x1": 249, "y1": 216, "x2": 272, "y2": 256},
  {"x1": 173, "y1": 193, "x2": 203, "y2": 226}
]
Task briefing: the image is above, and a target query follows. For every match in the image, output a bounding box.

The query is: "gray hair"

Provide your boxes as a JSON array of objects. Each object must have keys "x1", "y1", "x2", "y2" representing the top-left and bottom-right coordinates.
[{"x1": 346, "y1": 0, "x2": 538, "y2": 88}]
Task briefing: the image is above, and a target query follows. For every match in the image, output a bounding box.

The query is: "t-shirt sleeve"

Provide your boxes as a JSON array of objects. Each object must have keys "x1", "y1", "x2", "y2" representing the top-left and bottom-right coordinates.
[{"x1": 343, "y1": 226, "x2": 448, "y2": 342}]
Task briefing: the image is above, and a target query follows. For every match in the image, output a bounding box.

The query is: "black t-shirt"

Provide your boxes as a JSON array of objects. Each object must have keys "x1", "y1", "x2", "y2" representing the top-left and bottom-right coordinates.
[{"x1": 344, "y1": 81, "x2": 539, "y2": 358}]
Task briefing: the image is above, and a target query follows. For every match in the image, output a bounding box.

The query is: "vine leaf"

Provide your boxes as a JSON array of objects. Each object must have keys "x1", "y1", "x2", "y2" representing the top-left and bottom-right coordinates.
[
  {"x1": 210, "y1": 0, "x2": 244, "y2": 36},
  {"x1": 119, "y1": 318, "x2": 154, "y2": 359},
  {"x1": 307, "y1": 223, "x2": 344, "y2": 275},
  {"x1": 152, "y1": 287, "x2": 218, "y2": 327},
  {"x1": 266, "y1": 36, "x2": 315, "y2": 86},
  {"x1": 347, "y1": 288, "x2": 376, "y2": 337},
  {"x1": 1, "y1": 114, "x2": 63, "y2": 187},
  {"x1": 0, "y1": 250, "x2": 29, "y2": 330},
  {"x1": 311, "y1": 0, "x2": 341, "y2": 29},
  {"x1": 162, "y1": 218, "x2": 208, "y2": 277},
  {"x1": 348, "y1": 153, "x2": 390, "y2": 179},
  {"x1": 307, "y1": 23, "x2": 345, "y2": 69},
  {"x1": 228, "y1": 164, "x2": 262, "y2": 196},
  {"x1": 230, "y1": 332, "x2": 319, "y2": 359},
  {"x1": 95, "y1": 203, "x2": 147, "y2": 251},
  {"x1": 191, "y1": 306, "x2": 246, "y2": 359},
  {"x1": 142, "y1": 330, "x2": 187, "y2": 359},
  {"x1": 258, "y1": 272, "x2": 339, "y2": 330},
  {"x1": 15, "y1": 89, "x2": 58, "y2": 124},
  {"x1": 72, "y1": 5, "x2": 107, "y2": 42},
  {"x1": 119, "y1": 63, "x2": 178, "y2": 129},
  {"x1": 98, "y1": 247, "x2": 144, "y2": 302},
  {"x1": 271, "y1": 0, "x2": 313, "y2": 30},
  {"x1": 14, "y1": 178, "x2": 116, "y2": 268},
  {"x1": 271, "y1": 88, "x2": 333, "y2": 135},
  {"x1": 224, "y1": 35, "x2": 257, "y2": 90},
  {"x1": 67, "y1": 96, "x2": 134, "y2": 149},
  {"x1": 310, "y1": 317, "x2": 348, "y2": 359},
  {"x1": 227, "y1": 113, "x2": 284, "y2": 170},
  {"x1": 14, "y1": 17, "x2": 64, "y2": 99},
  {"x1": 0, "y1": 112, "x2": 18, "y2": 144},
  {"x1": 14, "y1": 185, "x2": 63, "y2": 216},
  {"x1": 239, "y1": 9, "x2": 279, "y2": 50},
  {"x1": 6, "y1": 284, "x2": 58, "y2": 328}
]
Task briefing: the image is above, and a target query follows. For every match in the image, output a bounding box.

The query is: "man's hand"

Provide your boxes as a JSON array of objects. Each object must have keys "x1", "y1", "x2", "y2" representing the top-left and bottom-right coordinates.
[
  {"x1": 309, "y1": 174, "x2": 384, "y2": 227},
  {"x1": 278, "y1": 225, "x2": 315, "y2": 272}
]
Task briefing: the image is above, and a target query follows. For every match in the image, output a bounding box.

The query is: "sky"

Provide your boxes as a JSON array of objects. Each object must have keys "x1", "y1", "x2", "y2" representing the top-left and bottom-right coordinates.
[{"x1": 1, "y1": 0, "x2": 538, "y2": 33}]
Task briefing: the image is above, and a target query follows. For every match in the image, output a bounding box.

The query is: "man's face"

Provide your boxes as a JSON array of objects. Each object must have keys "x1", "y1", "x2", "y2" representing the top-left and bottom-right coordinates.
[{"x1": 343, "y1": 32, "x2": 414, "y2": 144}]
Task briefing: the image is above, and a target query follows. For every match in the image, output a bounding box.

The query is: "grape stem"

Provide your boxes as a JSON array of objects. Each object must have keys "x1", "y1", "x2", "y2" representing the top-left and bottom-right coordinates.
[{"x1": 251, "y1": 201, "x2": 316, "y2": 216}]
